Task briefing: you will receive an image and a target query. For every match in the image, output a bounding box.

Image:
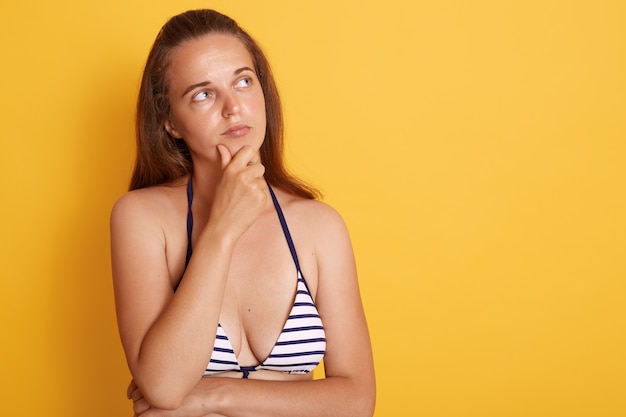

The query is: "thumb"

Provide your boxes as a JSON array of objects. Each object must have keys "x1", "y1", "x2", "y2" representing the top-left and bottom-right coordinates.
[{"x1": 217, "y1": 144, "x2": 232, "y2": 169}]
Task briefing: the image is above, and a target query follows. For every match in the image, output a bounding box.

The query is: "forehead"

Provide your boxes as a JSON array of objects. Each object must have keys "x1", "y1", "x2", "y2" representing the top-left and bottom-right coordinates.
[{"x1": 167, "y1": 33, "x2": 255, "y2": 88}]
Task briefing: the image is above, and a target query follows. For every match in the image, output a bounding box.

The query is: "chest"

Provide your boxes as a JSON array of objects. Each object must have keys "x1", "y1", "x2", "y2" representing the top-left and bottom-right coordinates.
[{"x1": 165, "y1": 207, "x2": 319, "y2": 365}]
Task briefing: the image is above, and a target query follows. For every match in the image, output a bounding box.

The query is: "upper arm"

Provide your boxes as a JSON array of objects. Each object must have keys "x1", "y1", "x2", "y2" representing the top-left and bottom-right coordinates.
[
  {"x1": 312, "y1": 204, "x2": 375, "y2": 388},
  {"x1": 110, "y1": 192, "x2": 175, "y2": 372}
]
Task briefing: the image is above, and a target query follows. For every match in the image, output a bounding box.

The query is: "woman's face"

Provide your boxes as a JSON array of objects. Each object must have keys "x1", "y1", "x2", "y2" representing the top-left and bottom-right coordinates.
[{"x1": 165, "y1": 33, "x2": 266, "y2": 164}]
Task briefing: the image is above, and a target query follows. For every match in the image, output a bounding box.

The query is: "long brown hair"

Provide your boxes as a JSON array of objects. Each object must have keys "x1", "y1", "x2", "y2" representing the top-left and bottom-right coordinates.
[{"x1": 129, "y1": 9, "x2": 319, "y2": 199}]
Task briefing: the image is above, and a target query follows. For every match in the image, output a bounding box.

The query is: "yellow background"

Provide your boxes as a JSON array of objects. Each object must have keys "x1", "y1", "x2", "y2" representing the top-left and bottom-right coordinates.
[{"x1": 1, "y1": 0, "x2": 624, "y2": 416}]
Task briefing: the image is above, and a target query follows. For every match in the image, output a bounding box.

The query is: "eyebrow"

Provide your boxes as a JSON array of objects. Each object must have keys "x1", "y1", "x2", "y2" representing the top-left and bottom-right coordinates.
[{"x1": 181, "y1": 66, "x2": 256, "y2": 98}]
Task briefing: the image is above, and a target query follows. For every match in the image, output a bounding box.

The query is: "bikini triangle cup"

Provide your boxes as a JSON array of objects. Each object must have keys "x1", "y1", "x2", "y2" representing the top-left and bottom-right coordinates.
[{"x1": 184, "y1": 179, "x2": 326, "y2": 378}]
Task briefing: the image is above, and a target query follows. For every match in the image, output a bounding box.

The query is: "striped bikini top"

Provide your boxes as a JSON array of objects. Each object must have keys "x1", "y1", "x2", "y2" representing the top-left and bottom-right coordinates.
[{"x1": 184, "y1": 180, "x2": 326, "y2": 379}]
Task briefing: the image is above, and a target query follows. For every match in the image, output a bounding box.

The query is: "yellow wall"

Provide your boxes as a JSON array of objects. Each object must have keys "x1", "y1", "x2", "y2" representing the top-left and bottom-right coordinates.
[{"x1": 1, "y1": 1, "x2": 624, "y2": 416}]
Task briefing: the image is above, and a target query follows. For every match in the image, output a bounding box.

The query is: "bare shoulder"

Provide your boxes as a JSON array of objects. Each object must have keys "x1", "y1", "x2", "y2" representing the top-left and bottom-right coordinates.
[
  {"x1": 110, "y1": 179, "x2": 189, "y2": 287},
  {"x1": 111, "y1": 179, "x2": 187, "y2": 225},
  {"x1": 272, "y1": 188, "x2": 349, "y2": 237},
  {"x1": 270, "y1": 188, "x2": 353, "y2": 264},
  {"x1": 110, "y1": 180, "x2": 189, "y2": 258}
]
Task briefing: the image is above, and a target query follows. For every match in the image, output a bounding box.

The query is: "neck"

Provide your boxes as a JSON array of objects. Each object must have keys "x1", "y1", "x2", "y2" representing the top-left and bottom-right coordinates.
[{"x1": 189, "y1": 162, "x2": 223, "y2": 207}]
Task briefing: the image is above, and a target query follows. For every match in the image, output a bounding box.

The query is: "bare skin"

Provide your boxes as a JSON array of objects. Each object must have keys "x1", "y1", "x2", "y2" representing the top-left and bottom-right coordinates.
[{"x1": 111, "y1": 33, "x2": 375, "y2": 417}]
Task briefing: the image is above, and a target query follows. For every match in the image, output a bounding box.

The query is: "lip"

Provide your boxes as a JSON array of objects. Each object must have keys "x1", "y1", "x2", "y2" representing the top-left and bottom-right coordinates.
[{"x1": 220, "y1": 124, "x2": 251, "y2": 138}]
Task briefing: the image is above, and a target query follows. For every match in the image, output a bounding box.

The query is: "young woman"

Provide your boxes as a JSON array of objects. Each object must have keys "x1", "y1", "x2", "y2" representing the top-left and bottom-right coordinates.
[{"x1": 111, "y1": 9, "x2": 375, "y2": 417}]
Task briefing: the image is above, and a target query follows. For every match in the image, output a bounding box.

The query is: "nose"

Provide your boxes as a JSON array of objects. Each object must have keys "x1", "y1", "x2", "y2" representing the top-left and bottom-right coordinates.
[{"x1": 221, "y1": 91, "x2": 240, "y2": 118}]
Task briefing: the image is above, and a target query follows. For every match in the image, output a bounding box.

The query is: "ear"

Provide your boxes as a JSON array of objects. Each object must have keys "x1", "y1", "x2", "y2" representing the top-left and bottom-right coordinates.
[{"x1": 164, "y1": 119, "x2": 182, "y2": 139}]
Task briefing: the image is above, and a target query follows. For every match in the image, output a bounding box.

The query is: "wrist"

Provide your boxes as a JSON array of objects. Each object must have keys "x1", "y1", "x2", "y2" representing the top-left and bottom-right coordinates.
[
  {"x1": 197, "y1": 376, "x2": 231, "y2": 415},
  {"x1": 198, "y1": 221, "x2": 238, "y2": 254}
]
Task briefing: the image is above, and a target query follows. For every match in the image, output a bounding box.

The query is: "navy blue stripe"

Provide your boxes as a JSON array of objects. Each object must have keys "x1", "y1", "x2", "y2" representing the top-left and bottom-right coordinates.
[
  {"x1": 215, "y1": 334, "x2": 228, "y2": 341},
  {"x1": 213, "y1": 347, "x2": 235, "y2": 354},
  {"x1": 262, "y1": 363, "x2": 319, "y2": 368},
  {"x1": 185, "y1": 179, "x2": 193, "y2": 268},
  {"x1": 288, "y1": 314, "x2": 321, "y2": 320},
  {"x1": 281, "y1": 325, "x2": 325, "y2": 333},
  {"x1": 267, "y1": 183, "x2": 302, "y2": 272},
  {"x1": 269, "y1": 350, "x2": 326, "y2": 358},
  {"x1": 209, "y1": 359, "x2": 239, "y2": 366},
  {"x1": 293, "y1": 302, "x2": 315, "y2": 307},
  {"x1": 275, "y1": 338, "x2": 326, "y2": 346}
]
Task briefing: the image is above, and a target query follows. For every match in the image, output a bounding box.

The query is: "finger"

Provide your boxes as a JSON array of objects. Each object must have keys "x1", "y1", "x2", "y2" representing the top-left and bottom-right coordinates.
[
  {"x1": 254, "y1": 177, "x2": 269, "y2": 198},
  {"x1": 243, "y1": 160, "x2": 265, "y2": 180},
  {"x1": 127, "y1": 379, "x2": 137, "y2": 399},
  {"x1": 231, "y1": 145, "x2": 261, "y2": 168},
  {"x1": 217, "y1": 144, "x2": 232, "y2": 169},
  {"x1": 246, "y1": 148, "x2": 261, "y2": 166},
  {"x1": 249, "y1": 162, "x2": 266, "y2": 179},
  {"x1": 133, "y1": 398, "x2": 151, "y2": 415},
  {"x1": 130, "y1": 386, "x2": 144, "y2": 402}
]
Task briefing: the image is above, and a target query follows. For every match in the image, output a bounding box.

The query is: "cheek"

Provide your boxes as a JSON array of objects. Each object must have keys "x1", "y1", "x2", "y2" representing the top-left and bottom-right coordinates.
[
  {"x1": 172, "y1": 108, "x2": 220, "y2": 138},
  {"x1": 256, "y1": 95, "x2": 267, "y2": 127}
]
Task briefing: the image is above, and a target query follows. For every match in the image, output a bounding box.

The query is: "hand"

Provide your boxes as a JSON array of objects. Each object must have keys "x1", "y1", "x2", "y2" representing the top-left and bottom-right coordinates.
[
  {"x1": 127, "y1": 379, "x2": 151, "y2": 416},
  {"x1": 127, "y1": 379, "x2": 227, "y2": 417},
  {"x1": 209, "y1": 144, "x2": 267, "y2": 241}
]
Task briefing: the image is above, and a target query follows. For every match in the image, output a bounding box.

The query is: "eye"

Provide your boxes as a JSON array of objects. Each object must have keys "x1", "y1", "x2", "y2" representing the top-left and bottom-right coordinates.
[
  {"x1": 235, "y1": 77, "x2": 252, "y2": 89},
  {"x1": 192, "y1": 91, "x2": 213, "y2": 102}
]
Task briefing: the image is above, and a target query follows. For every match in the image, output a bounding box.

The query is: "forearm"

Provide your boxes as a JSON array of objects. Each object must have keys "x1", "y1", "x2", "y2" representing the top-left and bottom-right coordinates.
[
  {"x1": 200, "y1": 376, "x2": 375, "y2": 417},
  {"x1": 132, "y1": 227, "x2": 237, "y2": 408}
]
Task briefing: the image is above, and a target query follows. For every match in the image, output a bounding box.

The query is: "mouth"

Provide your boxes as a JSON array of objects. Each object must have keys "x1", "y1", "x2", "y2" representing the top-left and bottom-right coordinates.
[{"x1": 220, "y1": 124, "x2": 251, "y2": 138}]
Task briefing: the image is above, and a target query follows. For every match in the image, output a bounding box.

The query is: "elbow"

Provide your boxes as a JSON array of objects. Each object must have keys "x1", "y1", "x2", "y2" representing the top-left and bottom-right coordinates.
[
  {"x1": 134, "y1": 377, "x2": 188, "y2": 411},
  {"x1": 355, "y1": 376, "x2": 376, "y2": 417},
  {"x1": 364, "y1": 398, "x2": 376, "y2": 417},
  {"x1": 339, "y1": 375, "x2": 375, "y2": 417},
  {"x1": 129, "y1": 359, "x2": 198, "y2": 410},
  {"x1": 357, "y1": 387, "x2": 376, "y2": 417},
  {"x1": 143, "y1": 393, "x2": 185, "y2": 411}
]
